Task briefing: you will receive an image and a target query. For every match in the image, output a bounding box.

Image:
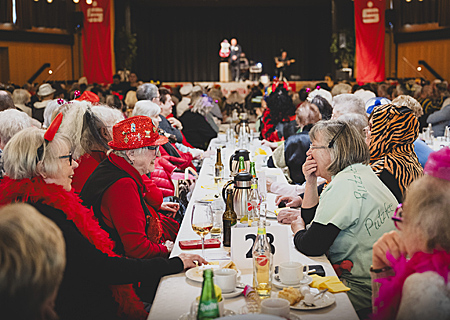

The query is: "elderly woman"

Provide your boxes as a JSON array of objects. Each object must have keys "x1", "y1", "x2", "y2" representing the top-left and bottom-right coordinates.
[
  {"x1": 368, "y1": 104, "x2": 423, "y2": 202},
  {"x1": 0, "y1": 117, "x2": 205, "y2": 320},
  {"x1": 180, "y1": 94, "x2": 218, "y2": 150},
  {"x1": 70, "y1": 105, "x2": 124, "y2": 193},
  {"x1": 0, "y1": 109, "x2": 33, "y2": 179},
  {"x1": 0, "y1": 203, "x2": 65, "y2": 320},
  {"x1": 371, "y1": 147, "x2": 450, "y2": 320},
  {"x1": 12, "y1": 88, "x2": 32, "y2": 117},
  {"x1": 285, "y1": 120, "x2": 397, "y2": 317}
]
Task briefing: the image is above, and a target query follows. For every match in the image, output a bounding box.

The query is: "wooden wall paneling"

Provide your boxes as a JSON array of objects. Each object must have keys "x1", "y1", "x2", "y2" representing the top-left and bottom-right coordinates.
[
  {"x1": 397, "y1": 39, "x2": 450, "y2": 81},
  {"x1": 0, "y1": 41, "x2": 74, "y2": 85}
]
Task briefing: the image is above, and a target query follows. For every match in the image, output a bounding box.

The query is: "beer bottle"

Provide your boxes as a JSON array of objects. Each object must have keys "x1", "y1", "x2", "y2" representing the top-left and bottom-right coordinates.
[
  {"x1": 238, "y1": 156, "x2": 246, "y2": 173},
  {"x1": 222, "y1": 189, "x2": 237, "y2": 247},
  {"x1": 250, "y1": 161, "x2": 257, "y2": 179},
  {"x1": 214, "y1": 148, "x2": 224, "y2": 184},
  {"x1": 197, "y1": 269, "x2": 220, "y2": 320},
  {"x1": 252, "y1": 220, "x2": 273, "y2": 298}
]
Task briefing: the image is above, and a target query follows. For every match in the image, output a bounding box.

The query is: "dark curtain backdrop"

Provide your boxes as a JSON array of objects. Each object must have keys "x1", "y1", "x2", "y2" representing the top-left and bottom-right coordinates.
[
  {"x1": 0, "y1": 0, "x2": 12, "y2": 23},
  {"x1": 129, "y1": 4, "x2": 332, "y2": 82}
]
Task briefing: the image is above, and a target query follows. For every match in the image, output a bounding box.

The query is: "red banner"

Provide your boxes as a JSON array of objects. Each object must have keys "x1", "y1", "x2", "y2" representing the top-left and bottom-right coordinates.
[
  {"x1": 80, "y1": 0, "x2": 113, "y2": 84},
  {"x1": 354, "y1": 0, "x2": 385, "y2": 83}
]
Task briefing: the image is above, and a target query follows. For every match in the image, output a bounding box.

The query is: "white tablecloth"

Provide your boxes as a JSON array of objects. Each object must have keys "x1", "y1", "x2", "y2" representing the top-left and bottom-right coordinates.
[{"x1": 148, "y1": 149, "x2": 358, "y2": 320}]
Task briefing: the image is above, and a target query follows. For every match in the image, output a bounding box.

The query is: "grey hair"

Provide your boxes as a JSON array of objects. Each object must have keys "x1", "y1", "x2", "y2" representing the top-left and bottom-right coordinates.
[
  {"x1": 136, "y1": 83, "x2": 158, "y2": 101},
  {"x1": 331, "y1": 83, "x2": 352, "y2": 97},
  {"x1": 92, "y1": 105, "x2": 124, "y2": 128},
  {"x1": 392, "y1": 95, "x2": 423, "y2": 118},
  {"x1": 58, "y1": 100, "x2": 91, "y2": 159},
  {"x1": 111, "y1": 147, "x2": 148, "y2": 164},
  {"x1": 132, "y1": 100, "x2": 161, "y2": 118},
  {"x1": 12, "y1": 89, "x2": 31, "y2": 105},
  {"x1": 0, "y1": 109, "x2": 33, "y2": 148},
  {"x1": 337, "y1": 112, "x2": 368, "y2": 138},
  {"x1": 43, "y1": 99, "x2": 63, "y2": 128},
  {"x1": 332, "y1": 94, "x2": 366, "y2": 118}
]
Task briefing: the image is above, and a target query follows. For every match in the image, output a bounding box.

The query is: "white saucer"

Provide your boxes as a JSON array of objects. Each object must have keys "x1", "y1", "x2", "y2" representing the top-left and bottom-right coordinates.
[
  {"x1": 273, "y1": 275, "x2": 313, "y2": 289},
  {"x1": 222, "y1": 287, "x2": 244, "y2": 299}
]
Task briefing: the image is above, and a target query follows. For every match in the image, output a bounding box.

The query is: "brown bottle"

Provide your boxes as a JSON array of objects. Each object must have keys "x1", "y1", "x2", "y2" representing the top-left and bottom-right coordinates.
[{"x1": 222, "y1": 188, "x2": 237, "y2": 247}]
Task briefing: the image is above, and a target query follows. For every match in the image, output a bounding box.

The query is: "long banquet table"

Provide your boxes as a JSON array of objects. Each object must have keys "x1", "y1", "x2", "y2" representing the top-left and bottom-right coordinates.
[{"x1": 148, "y1": 141, "x2": 359, "y2": 320}]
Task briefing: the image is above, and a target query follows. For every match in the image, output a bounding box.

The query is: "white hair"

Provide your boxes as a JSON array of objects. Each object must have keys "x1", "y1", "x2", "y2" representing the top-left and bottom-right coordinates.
[
  {"x1": 331, "y1": 83, "x2": 352, "y2": 97},
  {"x1": 332, "y1": 94, "x2": 366, "y2": 118},
  {"x1": 58, "y1": 100, "x2": 91, "y2": 159},
  {"x1": 43, "y1": 99, "x2": 63, "y2": 128},
  {"x1": 136, "y1": 83, "x2": 158, "y2": 101},
  {"x1": 91, "y1": 105, "x2": 124, "y2": 127},
  {"x1": 132, "y1": 100, "x2": 161, "y2": 118},
  {"x1": 0, "y1": 109, "x2": 33, "y2": 148}
]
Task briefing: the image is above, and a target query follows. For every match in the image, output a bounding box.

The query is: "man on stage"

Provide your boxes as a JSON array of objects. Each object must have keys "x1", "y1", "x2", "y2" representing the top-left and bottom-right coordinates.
[
  {"x1": 229, "y1": 38, "x2": 242, "y2": 82},
  {"x1": 274, "y1": 50, "x2": 295, "y2": 81}
]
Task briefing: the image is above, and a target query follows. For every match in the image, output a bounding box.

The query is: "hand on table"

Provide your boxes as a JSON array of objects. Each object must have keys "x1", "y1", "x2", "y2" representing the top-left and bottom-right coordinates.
[
  {"x1": 275, "y1": 195, "x2": 302, "y2": 208},
  {"x1": 261, "y1": 139, "x2": 279, "y2": 150},
  {"x1": 178, "y1": 253, "x2": 208, "y2": 269},
  {"x1": 372, "y1": 230, "x2": 406, "y2": 269},
  {"x1": 168, "y1": 117, "x2": 183, "y2": 130},
  {"x1": 277, "y1": 208, "x2": 301, "y2": 224},
  {"x1": 291, "y1": 215, "x2": 306, "y2": 234},
  {"x1": 190, "y1": 148, "x2": 204, "y2": 160},
  {"x1": 160, "y1": 202, "x2": 180, "y2": 217}
]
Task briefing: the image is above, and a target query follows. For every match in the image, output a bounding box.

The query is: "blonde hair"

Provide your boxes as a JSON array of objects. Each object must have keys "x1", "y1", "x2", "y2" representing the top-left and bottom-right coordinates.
[
  {"x1": 296, "y1": 102, "x2": 322, "y2": 128},
  {"x1": 0, "y1": 203, "x2": 65, "y2": 319},
  {"x1": 404, "y1": 175, "x2": 450, "y2": 251},
  {"x1": 3, "y1": 127, "x2": 72, "y2": 180},
  {"x1": 309, "y1": 120, "x2": 370, "y2": 176},
  {"x1": 392, "y1": 95, "x2": 424, "y2": 118}
]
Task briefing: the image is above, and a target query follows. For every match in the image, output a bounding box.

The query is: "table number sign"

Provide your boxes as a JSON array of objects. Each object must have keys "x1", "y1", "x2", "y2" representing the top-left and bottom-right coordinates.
[{"x1": 230, "y1": 225, "x2": 290, "y2": 269}]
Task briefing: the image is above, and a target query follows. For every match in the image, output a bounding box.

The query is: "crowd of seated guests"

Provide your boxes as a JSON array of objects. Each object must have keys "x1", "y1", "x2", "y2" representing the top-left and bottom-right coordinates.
[{"x1": 0, "y1": 74, "x2": 449, "y2": 320}]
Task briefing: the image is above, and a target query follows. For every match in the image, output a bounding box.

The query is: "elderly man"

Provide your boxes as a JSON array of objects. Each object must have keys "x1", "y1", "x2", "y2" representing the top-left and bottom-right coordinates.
[
  {"x1": 331, "y1": 93, "x2": 366, "y2": 119},
  {"x1": 33, "y1": 83, "x2": 55, "y2": 123}
]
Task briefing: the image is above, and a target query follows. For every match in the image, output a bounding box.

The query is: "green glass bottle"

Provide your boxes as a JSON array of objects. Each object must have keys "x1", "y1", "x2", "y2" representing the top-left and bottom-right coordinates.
[
  {"x1": 250, "y1": 161, "x2": 257, "y2": 179},
  {"x1": 238, "y1": 156, "x2": 246, "y2": 173},
  {"x1": 222, "y1": 189, "x2": 237, "y2": 247},
  {"x1": 197, "y1": 269, "x2": 220, "y2": 320}
]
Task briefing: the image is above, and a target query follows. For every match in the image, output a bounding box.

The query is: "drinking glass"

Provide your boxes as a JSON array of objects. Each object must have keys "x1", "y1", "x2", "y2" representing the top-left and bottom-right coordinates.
[
  {"x1": 191, "y1": 202, "x2": 213, "y2": 258},
  {"x1": 210, "y1": 199, "x2": 224, "y2": 239}
]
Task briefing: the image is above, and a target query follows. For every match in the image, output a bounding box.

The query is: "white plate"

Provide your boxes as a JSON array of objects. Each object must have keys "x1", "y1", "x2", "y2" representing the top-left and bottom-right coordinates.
[
  {"x1": 186, "y1": 264, "x2": 242, "y2": 283},
  {"x1": 178, "y1": 309, "x2": 235, "y2": 320},
  {"x1": 222, "y1": 287, "x2": 244, "y2": 299},
  {"x1": 280, "y1": 291, "x2": 336, "y2": 310},
  {"x1": 273, "y1": 275, "x2": 312, "y2": 289}
]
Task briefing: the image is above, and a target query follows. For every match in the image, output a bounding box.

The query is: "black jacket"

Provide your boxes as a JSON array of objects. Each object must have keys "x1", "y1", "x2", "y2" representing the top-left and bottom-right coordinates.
[{"x1": 31, "y1": 201, "x2": 183, "y2": 320}]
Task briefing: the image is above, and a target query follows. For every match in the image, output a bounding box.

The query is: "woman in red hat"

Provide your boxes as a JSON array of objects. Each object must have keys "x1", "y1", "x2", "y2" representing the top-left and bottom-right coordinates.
[
  {"x1": 80, "y1": 115, "x2": 183, "y2": 301},
  {"x1": 0, "y1": 114, "x2": 206, "y2": 320}
]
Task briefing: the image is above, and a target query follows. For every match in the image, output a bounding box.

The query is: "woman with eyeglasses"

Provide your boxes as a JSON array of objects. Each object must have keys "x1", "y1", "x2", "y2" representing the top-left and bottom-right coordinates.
[
  {"x1": 289, "y1": 120, "x2": 397, "y2": 318},
  {"x1": 371, "y1": 147, "x2": 450, "y2": 320},
  {"x1": 0, "y1": 114, "x2": 206, "y2": 320}
]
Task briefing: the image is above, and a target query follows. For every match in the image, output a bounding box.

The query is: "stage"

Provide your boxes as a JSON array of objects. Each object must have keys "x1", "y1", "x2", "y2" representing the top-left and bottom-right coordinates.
[{"x1": 160, "y1": 80, "x2": 326, "y2": 98}]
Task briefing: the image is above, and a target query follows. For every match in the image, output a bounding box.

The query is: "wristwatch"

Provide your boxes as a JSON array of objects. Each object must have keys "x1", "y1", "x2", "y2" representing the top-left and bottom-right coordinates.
[{"x1": 370, "y1": 265, "x2": 392, "y2": 273}]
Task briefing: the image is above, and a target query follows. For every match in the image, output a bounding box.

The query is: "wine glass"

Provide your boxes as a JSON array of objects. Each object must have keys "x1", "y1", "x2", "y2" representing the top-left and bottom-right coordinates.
[{"x1": 191, "y1": 202, "x2": 213, "y2": 258}]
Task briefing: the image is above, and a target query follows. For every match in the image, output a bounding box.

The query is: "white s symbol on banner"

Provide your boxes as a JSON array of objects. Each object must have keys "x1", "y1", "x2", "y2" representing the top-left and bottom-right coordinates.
[{"x1": 362, "y1": 1, "x2": 380, "y2": 24}]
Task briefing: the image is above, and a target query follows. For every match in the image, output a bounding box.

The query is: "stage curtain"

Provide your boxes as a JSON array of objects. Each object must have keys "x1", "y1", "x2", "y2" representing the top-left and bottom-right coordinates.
[
  {"x1": 14, "y1": 0, "x2": 74, "y2": 30},
  {"x1": 15, "y1": 0, "x2": 32, "y2": 29},
  {"x1": 129, "y1": 4, "x2": 332, "y2": 82},
  {"x1": 438, "y1": 0, "x2": 450, "y2": 27},
  {"x1": 399, "y1": 0, "x2": 438, "y2": 25},
  {"x1": 0, "y1": 0, "x2": 12, "y2": 23}
]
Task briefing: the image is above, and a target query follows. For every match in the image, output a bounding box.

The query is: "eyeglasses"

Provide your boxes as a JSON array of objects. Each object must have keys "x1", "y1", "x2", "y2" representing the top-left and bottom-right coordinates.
[
  {"x1": 145, "y1": 145, "x2": 159, "y2": 153},
  {"x1": 309, "y1": 144, "x2": 328, "y2": 150},
  {"x1": 392, "y1": 203, "x2": 403, "y2": 230},
  {"x1": 59, "y1": 152, "x2": 73, "y2": 166}
]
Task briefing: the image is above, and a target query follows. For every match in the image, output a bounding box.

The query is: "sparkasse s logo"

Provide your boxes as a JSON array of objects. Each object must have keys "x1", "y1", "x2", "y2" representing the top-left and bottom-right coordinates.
[
  {"x1": 87, "y1": 1, "x2": 103, "y2": 23},
  {"x1": 362, "y1": 1, "x2": 380, "y2": 24}
]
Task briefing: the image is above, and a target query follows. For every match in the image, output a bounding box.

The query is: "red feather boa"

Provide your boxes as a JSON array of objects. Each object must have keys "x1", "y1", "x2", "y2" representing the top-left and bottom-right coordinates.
[{"x1": 0, "y1": 176, "x2": 148, "y2": 320}]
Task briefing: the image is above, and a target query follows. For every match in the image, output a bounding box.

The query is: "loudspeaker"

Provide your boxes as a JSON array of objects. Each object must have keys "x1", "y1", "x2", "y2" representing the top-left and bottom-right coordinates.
[
  {"x1": 73, "y1": 12, "x2": 84, "y2": 31},
  {"x1": 385, "y1": 9, "x2": 395, "y2": 28}
]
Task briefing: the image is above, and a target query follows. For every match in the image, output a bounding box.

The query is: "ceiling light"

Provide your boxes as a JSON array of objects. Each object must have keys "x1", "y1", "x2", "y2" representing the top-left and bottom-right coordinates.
[
  {"x1": 73, "y1": 0, "x2": 79, "y2": 3},
  {"x1": 417, "y1": 67, "x2": 422, "y2": 71},
  {"x1": 86, "y1": 0, "x2": 92, "y2": 4}
]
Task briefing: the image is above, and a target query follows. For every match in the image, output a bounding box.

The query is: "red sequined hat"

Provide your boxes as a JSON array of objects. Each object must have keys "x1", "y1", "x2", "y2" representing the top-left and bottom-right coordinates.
[
  {"x1": 108, "y1": 116, "x2": 168, "y2": 150},
  {"x1": 76, "y1": 91, "x2": 100, "y2": 103}
]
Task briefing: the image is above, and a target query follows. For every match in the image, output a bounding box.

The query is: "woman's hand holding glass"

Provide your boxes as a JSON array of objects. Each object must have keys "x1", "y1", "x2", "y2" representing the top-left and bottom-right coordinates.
[{"x1": 372, "y1": 230, "x2": 406, "y2": 269}]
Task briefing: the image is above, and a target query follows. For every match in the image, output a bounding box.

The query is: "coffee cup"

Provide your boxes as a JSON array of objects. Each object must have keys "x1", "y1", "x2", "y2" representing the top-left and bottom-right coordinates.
[
  {"x1": 279, "y1": 261, "x2": 309, "y2": 285},
  {"x1": 213, "y1": 269, "x2": 237, "y2": 293},
  {"x1": 261, "y1": 298, "x2": 290, "y2": 317}
]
